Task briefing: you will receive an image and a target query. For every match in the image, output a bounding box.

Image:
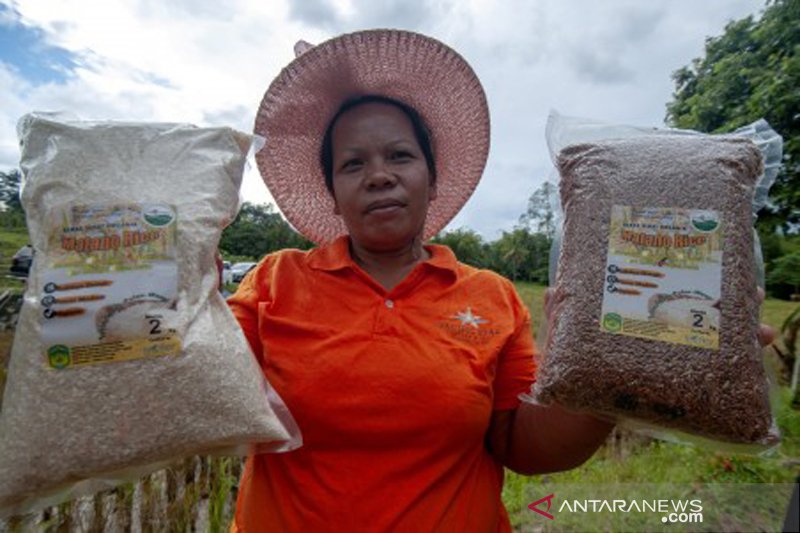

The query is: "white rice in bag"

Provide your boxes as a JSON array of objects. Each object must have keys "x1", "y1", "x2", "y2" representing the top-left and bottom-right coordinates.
[{"x1": 0, "y1": 114, "x2": 300, "y2": 516}]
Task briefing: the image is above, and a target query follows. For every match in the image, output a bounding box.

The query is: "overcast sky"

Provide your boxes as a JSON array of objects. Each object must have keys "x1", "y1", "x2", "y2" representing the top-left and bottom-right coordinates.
[{"x1": 0, "y1": 0, "x2": 767, "y2": 241}]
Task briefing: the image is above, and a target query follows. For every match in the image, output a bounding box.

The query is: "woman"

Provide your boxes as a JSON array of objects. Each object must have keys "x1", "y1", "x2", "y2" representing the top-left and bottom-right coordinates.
[{"x1": 228, "y1": 30, "x2": 773, "y2": 532}]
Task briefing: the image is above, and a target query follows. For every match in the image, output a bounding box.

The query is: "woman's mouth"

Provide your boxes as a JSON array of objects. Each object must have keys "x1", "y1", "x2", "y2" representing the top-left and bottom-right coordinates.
[{"x1": 365, "y1": 199, "x2": 406, "y2": 214}]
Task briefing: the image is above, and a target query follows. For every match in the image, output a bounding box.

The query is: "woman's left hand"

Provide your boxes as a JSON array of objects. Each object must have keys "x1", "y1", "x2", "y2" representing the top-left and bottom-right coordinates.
[
  {"x1": 757, "y1": 287, "x2": 777, "y2": 347},
  {"x1": 758, "y1": 324, "x2": 776, "y2": 346}
]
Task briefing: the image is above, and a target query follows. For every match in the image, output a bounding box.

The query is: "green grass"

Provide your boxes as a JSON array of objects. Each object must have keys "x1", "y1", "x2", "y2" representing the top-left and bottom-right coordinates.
[
  {"x1": 0, "y1": 228, "x2": 29, "y2": 261},
  {"x1": 208, "y1": 457, "x2": 239, "y2": 532},
  {"x1": 0, "y1": 228, "x2": 30, "y2": 291},
  {"x1": 503, "y1": 411, "x2": 800, "y2": 530},
  {"x1": 223, "y1": 283, "x2": 239, "y2": 294},
  {"x1": 0, "y1": 220, "x2": 25, "y2": 388},
  {"x1": 762, "y1": 297, "x2": 800, "y2": 331}
]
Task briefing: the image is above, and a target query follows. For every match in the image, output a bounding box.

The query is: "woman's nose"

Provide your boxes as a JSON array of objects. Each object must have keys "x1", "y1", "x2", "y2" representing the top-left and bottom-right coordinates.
[{"x1": 364, "y1": 159, "x2": 396, "y2": 189}]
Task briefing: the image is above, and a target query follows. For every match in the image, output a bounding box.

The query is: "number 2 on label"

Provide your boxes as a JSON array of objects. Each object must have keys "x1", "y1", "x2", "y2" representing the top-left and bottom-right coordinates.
[{"x1": 149, "y1": 318, "x2": 162, "y2": 335}]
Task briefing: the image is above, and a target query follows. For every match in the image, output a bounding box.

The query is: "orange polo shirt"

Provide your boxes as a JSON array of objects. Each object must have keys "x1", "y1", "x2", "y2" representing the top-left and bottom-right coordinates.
[{"x1": 228, "y1": 236, "x2": 536, "y2": 532}]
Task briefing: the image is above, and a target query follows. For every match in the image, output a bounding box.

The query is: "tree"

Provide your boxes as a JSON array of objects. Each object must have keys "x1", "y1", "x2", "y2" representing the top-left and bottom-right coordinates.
[
  {"x1": 768, "y1": 251, "x2": 800, "y2": 296},
  {"x1": 431, "y1": 228, "x2": 486, "y2": 267},
  {"x1": 219, "y1": 202, "x2": 313, "y2": 259},
  {"x1": 666, "y1": 0, "x2": 800, "y2": 231},
  {"x1": 0, "y1": 169, "x2": 23, "y2": 212},
  {"x1": 494, "y1": 229, "x2": 529, "y2": 282},
  {"x1": 518, "y1": 182, "x2": 557, "y2": 240},
  {"x1": 484, "y1": 227, "x2": 551, "y2": 283}
]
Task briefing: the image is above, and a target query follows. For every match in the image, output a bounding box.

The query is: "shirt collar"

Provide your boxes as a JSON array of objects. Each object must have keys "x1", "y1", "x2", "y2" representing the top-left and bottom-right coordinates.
[
  {"x1": 306, "y1": 235, "x2": 354, "y2": 272},
  {"x1": 307, "y1": 235, "x2": 459, "y2": 279},
  {"x1": 423, "y1": 242, "x2": 459, "y2": 277}
]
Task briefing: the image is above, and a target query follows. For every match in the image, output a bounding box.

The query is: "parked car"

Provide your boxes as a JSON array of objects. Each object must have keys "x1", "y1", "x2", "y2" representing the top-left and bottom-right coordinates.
[
  {"x1": 230, "y1": 262, "x2": 257, "y2": 283},
  {"x1": 221, "y1": 261, "x2": 233, "y2": 285},
  {"x1": 10, "y1": 244, "x2": 34, "y2": 278}
]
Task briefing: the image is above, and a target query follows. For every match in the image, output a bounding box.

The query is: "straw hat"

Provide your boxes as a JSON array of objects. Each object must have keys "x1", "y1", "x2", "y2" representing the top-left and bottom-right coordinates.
[{"x1": 254, "y1": 29, "x2": 490, "y2": 244}]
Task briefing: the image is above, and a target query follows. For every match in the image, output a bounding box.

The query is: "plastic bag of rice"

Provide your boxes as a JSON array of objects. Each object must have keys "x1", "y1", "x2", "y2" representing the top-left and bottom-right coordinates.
[
  {"x1": 528, "y1": 111, "x2": 782, "y2": 447},
  {"x1": 0, "y1": 113, "x2": 301, "y2": 516}
]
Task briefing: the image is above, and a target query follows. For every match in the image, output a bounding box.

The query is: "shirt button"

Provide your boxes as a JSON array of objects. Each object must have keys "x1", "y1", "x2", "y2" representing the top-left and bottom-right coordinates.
[{"x1": 385, "y1": 299, "x2": 394, "y2": 309}]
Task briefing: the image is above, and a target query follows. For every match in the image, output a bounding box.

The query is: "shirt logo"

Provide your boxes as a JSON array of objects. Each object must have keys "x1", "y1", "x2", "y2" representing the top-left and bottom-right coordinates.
[
  {"x1": 450, "y1": 307, "x2": 489, "y2": 328},
  {"x1": 438, "y1": 306, "x2": 500, "y2": 346}
]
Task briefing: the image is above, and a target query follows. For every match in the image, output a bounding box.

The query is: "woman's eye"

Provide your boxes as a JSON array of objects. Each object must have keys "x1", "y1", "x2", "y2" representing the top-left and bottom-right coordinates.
[
  {"x1": 340, "y1": 159, "x2": 362, "y2": 171},
  {"x1": 390, "y1": 151, "x2": 412, "y2": 161}
]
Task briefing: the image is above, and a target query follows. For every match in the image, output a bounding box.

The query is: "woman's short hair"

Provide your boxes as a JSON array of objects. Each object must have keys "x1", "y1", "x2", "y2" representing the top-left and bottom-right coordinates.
[{"x1": 320, "y1": 95, "x2": 437, "y2": 193}]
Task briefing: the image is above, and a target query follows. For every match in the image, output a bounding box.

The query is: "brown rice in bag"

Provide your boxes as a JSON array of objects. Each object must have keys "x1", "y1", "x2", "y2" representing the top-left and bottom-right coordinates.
[
  {"x1": 0, "y1": 114, "x2": 300, "y2": 516},
  {"x1": 531, "y1": 114, "x2": 781, "y2": 446}
]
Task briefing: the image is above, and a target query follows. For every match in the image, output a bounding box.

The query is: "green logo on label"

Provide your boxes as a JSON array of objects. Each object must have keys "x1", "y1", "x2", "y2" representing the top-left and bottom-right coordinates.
[
  {"x1": 142, "y1": 205, "x2": 175, "y2": 227},
  {"x1": 690, "y1": 211, "x2": 719, "y2": 232},
  {"x1": 602, "y1": 313, "x2": 623, "y2": 332},
  {"x1": 48, "y1": 345, "x2": 72, "y2": 369}
]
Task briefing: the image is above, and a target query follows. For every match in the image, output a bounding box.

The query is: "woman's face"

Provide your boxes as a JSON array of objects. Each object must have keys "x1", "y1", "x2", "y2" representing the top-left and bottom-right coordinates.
[{"x1": 330, "y1": 102, "x2": 436, "y2": 252}]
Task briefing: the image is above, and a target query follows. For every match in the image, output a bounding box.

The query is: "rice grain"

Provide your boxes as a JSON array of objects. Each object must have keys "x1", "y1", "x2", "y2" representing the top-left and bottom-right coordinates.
[
  {"x1": 533, "y1": 134, "x2": 777, "y2": 445},
  {"x1": 0, "y1": 116, "x2": 298, "y2": 516}
]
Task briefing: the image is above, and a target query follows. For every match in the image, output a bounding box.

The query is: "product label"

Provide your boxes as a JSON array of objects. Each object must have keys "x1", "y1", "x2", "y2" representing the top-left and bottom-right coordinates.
[
  {"x1": 600, "y1": 205, "x2": 723, "y2": 350},
  {"x1": 40, "y1": 203, "x2": 181, "y2": 369}
]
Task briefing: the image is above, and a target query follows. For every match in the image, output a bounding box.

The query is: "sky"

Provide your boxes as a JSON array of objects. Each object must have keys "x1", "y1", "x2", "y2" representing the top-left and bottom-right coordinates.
[{"x1": 0, "y1": 0, "x2": 768, "y2": 241}]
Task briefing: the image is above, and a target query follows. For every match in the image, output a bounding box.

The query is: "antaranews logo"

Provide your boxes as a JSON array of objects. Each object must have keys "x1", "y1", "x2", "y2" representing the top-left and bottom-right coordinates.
[
  {"x1": 528, "y1": 493, "x2": 555, "y2": 520},
  {"x1": 528, "y1": 493, "x2": 703, "y2": 525},
  {"x1": 660, "y1": 500, "x2": 704, "y2": 524}
]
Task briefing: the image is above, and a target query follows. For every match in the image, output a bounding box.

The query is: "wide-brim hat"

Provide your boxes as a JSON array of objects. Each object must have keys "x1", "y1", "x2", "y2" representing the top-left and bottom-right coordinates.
[{"x1": 254, "y1": 29, "x2": 490, "y2": 245}]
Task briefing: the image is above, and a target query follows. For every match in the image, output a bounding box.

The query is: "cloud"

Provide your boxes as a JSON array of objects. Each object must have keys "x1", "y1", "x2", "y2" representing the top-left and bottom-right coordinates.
[
  {"x1": 347, "y1": 0, "x2": 445, "y2": 31},
  {"x1": 0, "y1": 5, "x2": 78, "y2": 85},
  {"x1": 448, "y1": 160, "x2": 550, "y2": 240},
  {"x1": 0, "y1": 0, "x2": 768, "y2": 239},
  {"x1": 567, "y1": 48, "x2": 635, "y2": 84},
  {"x1": 285, "y1": 0, "x2": 458, "y2": 33},
  {"x1": 134, "y1": 0, "x2": 242, "y2": 19},
  {"x1": 617, "y1": 5, "x2": 666, "y2": 43},
  {"x1": 0, "y1": 63, "x2": 29, "y2": 168},
  {"x1": 552, "y1": 3, "x2": 668, "y2": 85},
  {"x1": 288, "y1": 0, "x2": 341, "y2": 28},
  {"x1": 202, "y1": 105, "x2": 254, "y2": 133}
]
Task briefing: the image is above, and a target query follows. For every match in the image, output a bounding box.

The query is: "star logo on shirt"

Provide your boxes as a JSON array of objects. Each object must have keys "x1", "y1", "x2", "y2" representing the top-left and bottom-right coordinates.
[{"x1": 451, "y1": 307, "x2": 489, "y2": 329}]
